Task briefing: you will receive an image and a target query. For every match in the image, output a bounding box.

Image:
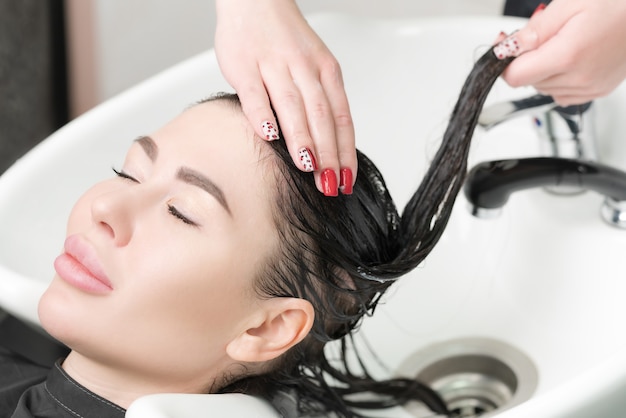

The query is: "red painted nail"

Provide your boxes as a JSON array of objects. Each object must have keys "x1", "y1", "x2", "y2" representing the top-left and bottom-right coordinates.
[
  {"x1": 339, "y1": 168, "x2": 353, "y2": 195},
  {"x1": 531, "y1": 3, "x2": 546, "y2": 17},
  {"x1": 321, "y1": 169, "x2": 338, "y2": 197}
]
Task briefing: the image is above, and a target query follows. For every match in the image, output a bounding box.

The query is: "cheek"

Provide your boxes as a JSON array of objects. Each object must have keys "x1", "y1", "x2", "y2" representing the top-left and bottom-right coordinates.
[
  {"x1": 66, "y1": 198, "x2": 91, "y2": 234},
  {"x1": 125, "y1": 242, "x2": 239, "y2": 311},
  {"x1": 65, "y1": 183, "x2": 111, "y2": 233},
  {"x1": 105, "y1": 250, "x2": 256, "y2": 368},
  {"x1": 122, "y1": 241, "x2": 254, "y2": 331}
]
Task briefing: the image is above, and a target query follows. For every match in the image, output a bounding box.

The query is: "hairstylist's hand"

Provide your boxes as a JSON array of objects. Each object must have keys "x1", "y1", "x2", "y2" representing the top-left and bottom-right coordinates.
[
  {"x1": 214, "y1": 0, "x2": 356, "y2": 196},
  {"x1": 496, "y1": 0, "x2": 626, "y2": 105}
]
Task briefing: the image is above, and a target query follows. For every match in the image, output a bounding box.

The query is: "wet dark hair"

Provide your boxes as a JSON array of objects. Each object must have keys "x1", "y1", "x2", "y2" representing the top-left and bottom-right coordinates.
[{"x1": 215, "y1": 47, "x2": 514, "y2": 417}]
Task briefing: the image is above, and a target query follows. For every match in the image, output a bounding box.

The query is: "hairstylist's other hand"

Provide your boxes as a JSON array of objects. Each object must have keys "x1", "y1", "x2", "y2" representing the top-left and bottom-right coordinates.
[
  {"x1": 497, "y1": 0, "x2": 626, "y2": 106},
  {"x1": 214, "y1": 0, "x2": 356, "y2": 196}
]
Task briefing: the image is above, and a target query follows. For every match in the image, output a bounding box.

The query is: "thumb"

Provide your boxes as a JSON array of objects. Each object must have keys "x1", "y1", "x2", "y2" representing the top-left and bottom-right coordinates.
[{"x1": 495, "y1": 0, "x2": 577, "y2": 59}]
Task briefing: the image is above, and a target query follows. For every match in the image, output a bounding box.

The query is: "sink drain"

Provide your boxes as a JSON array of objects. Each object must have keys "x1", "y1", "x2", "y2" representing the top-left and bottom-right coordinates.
[{"x1": 398, "y1": 338, "x2": 538, "y2": 417}]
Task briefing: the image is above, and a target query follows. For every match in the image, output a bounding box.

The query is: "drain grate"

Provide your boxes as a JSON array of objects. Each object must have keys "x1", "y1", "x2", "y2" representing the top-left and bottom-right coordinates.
[{"x1": 398, "y1": 338, "x2": 538, "y2": 418}]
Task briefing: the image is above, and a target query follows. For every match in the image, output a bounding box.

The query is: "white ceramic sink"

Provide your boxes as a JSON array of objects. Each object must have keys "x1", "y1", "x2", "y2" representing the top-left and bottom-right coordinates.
[{"x1": 1, "y1": 14, "x2": 625, "y2": 418}]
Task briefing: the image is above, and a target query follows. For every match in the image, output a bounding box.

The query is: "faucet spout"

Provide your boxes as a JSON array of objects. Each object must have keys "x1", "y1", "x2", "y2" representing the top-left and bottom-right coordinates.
[
  {"x1": 479, "y1": 95, "x2": 597, "y2": 164},
  {"x1": 464, "y1": 157, "x2": 626, "y2": 228},
  {"x1": 478, "y1": 94, "x2": 556, "y2": 130}
]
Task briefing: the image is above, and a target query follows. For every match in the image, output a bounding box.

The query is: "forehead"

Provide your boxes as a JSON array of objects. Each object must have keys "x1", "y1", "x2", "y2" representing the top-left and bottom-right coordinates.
[
  {"x1": 150, "y1": 100, "x2": 268, "y2": 173},
  {"x1": 148, "y1": 99, "x2": 279, "y2": 232}
]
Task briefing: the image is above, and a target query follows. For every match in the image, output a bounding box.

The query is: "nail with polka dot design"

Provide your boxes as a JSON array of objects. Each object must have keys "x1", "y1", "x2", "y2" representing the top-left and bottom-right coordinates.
[
  {"x1": 298, "y1": 147, "x2": 317, "y2": 172},
  {"x1": 261, "y1": 121, "x2": 279, "y2": 141},
  {"x1": 493, "y1": 35, "x2": 521, "y2": 60}
]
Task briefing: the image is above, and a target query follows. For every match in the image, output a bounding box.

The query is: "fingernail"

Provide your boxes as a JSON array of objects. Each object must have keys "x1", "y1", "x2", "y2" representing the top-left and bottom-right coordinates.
[
  {"x1": 493, "y1": 34, "x2": 521, "y2": 60},
  {"x1": 492, "y1": 31, "x2": 507, "y2": 44},
  {"x1": 339, "y1": 168, "x2": 353, "y2": 195},
  {"x1": 298, "y1": 147, "x2": 317, "y2": 172},
  {"x1": 261, "y1": 121, "x2": 279, "y2": 141},
  {"x1": 321, "y1": 169, "x2": 338, "y2": 197},
  {"x1": 531, "y1": 3, "x2": 546, "y2": 17}
]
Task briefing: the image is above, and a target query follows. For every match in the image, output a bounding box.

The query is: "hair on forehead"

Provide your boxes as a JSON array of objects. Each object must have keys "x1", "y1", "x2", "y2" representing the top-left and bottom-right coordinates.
[{"x1": 190, "y1": 92, "x2": 243, "y2": 109}]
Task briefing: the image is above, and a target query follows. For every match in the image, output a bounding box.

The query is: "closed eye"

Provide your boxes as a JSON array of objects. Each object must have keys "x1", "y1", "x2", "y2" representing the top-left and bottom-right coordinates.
[
  {"x1": 168, "y1": 204, "x2": 197, "y2": 226},
  {"x1": 112, "y1": 167, "x2": 139, "y2": 183},
  {"x1": 113, "y1": 167, "x2": 197, "y2": 227}
]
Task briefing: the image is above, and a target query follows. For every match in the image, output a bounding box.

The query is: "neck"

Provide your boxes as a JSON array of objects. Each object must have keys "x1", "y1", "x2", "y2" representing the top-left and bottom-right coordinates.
[{"x1": 61, "y1": 350, "x2": 217, "y2": 409}]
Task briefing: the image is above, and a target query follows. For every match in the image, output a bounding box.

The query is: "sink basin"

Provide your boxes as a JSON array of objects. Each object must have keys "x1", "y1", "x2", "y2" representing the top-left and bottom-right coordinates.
[{"x1": 1, "y1": 13, "x2": 626, "y2": 418}]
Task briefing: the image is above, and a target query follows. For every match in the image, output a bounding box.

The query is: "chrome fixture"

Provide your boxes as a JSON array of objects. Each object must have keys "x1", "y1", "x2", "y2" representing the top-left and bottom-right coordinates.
[
  {"x1": 479, "y1": 94, "x2": 597, "y2": 162},
  {"x1": 399, "y1": 338, "x2": 538, "y2": 418},
  {"x1": 464, "y1": 157, "x2": 626, "y2": 228}
]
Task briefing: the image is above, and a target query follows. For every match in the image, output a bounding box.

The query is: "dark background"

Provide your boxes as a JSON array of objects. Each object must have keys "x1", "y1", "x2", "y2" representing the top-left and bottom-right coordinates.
[{"x1": 0, "y1": 0, "x2": 68, "y2": 174}]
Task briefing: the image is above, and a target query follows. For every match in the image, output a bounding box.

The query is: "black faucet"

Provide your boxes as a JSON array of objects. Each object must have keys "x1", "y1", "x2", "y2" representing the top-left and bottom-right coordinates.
[{"x1": 464, "y1": 157, "x2": 626, "y2": 228}]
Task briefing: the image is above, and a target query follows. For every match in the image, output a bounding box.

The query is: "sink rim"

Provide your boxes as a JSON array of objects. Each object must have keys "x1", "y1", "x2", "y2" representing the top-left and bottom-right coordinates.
[{"x1": 0, "y1": 13, "x2": 625, "y2": 417}]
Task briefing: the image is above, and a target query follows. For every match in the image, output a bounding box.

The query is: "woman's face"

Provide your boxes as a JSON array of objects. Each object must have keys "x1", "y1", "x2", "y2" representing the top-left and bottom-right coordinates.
[{"x1": 38, "y1": 100, "x2": 279, "y2": 388}]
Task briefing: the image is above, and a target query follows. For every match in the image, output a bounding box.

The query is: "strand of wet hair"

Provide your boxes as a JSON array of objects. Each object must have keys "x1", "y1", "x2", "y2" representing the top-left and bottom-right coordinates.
[
  {"x1": 299, "y1": 46, "x2": 516, "y2": 417},
  {"x1": 215, "y1": 46, "x2": 515, "y2": 417},
  {"x1": 363, "y1": 47, "x2": 514, "y2": 280}
]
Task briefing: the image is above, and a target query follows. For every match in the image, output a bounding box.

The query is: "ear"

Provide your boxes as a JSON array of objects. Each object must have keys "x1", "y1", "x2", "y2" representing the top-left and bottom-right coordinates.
[{"x1": 226, "y1": 298, "x2": 314, "y2": 363}]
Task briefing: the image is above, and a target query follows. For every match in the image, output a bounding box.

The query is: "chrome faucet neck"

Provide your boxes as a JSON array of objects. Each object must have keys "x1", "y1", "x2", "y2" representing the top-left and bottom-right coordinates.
[{"x1": 479, "y1": 95, "x2": 597, "y2": 162}]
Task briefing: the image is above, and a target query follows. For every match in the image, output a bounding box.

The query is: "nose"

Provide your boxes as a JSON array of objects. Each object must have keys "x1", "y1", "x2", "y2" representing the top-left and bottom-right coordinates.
[{"x1": 90, "y1": 187, "x2": 136, "y2": 246}]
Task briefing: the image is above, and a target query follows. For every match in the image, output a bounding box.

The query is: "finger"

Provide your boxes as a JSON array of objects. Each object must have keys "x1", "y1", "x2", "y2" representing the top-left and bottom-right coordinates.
[
  {"x1": 549, "y1": 94, "x2": 596, "y2": 107},
  {"x1": 320, "y1": 61, "x2": 356, "y2": 195},
  {"x1": 498, "y1": 1, "x2": 581, "y2": 84},
  {"x1": 491, "y1": 31, "x2": 507, "y2": 46},
  {"x1": 496, "y1": 1, "x2": 572, "y2": 59},
  {"x1": 260, "y1": 64, "x2": 321, "y2": 177},
  {"x1": 534, "y1": 85, "x2": 601, "y2": 106},
  {"x1": 531, "y1": 75, "x2": 601, "y2": 105},
  {"x1": 230, "y1": 69, "x2": 280, "y2": 142},
  {"x1": 295, "y1": 64, "x2": 341, "y2": 197},
  {"x1": 533, "y1": 70, "x2": 617, "y2": 101},
  {"x1": 491, "y1": 2, "x2": 543, "y2": 54}
]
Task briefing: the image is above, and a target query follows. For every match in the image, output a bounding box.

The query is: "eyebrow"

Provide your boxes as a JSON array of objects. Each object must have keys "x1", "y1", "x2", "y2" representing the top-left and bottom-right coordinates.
[
  {"x1": 134, "y1": 135, "x2": 231, "y2": 216},
  {"x1": 135, "y1": 136, "x2": 158, "y2": 161},
  {"x1": 177, "y1": 167, "x2": 231, "y2": 216}
]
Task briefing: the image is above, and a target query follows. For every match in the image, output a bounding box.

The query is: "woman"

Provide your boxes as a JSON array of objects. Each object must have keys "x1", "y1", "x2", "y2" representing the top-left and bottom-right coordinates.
[{"x1": 0, "y1": 45, "x2": 512, "y2": 417}]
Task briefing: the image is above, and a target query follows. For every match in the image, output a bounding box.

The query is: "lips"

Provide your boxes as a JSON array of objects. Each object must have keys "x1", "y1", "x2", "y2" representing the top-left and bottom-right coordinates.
[{"x1": 54, "y1": 234, "x2": 114, "y2": 294}]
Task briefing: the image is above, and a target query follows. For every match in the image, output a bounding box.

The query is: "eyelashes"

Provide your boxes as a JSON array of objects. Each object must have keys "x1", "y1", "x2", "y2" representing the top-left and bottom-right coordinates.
[
  {"x1": 111, "y1": 167, "x2": 197, "y2": 227},
  {"x1": 112, "y1": 167, "x2": 139, "y2": 183},
  {"x1": 167, "y1": 204, "x2": 196, "y2": 226}
]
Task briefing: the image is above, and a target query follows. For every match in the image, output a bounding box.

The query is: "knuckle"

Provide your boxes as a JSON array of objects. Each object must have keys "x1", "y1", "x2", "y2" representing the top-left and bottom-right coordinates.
[
  {"x1": 277, "y1": 88, "x2": 301, "y2": 108},
  {"x1": 503, "y1": 70, "x2": 524, "y2": 88},
  {"x1": 284, "y1": 123, "x2": 310, "y2": 144},
  {"x1": 338, "y1": 148, "x2": 356, "y2": 160},
  {"x1": 309, "y1": 101, "x2": 331, "y2": 121},
  {"x1": 316, "y1": 148, "x2": 338, "y2": 167},
  {"x1": 320, "y1": 56, "x2": 341, "y2": 74},
  {"x1": 319, "y1": 58, "x2": 344, "y2": 85},
  {"x1": 334, "y1": 111, "x2": 353, "y2": 129},
  {"x1": 508, "y1": 77, "x2": 524, "y2": 88}
]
